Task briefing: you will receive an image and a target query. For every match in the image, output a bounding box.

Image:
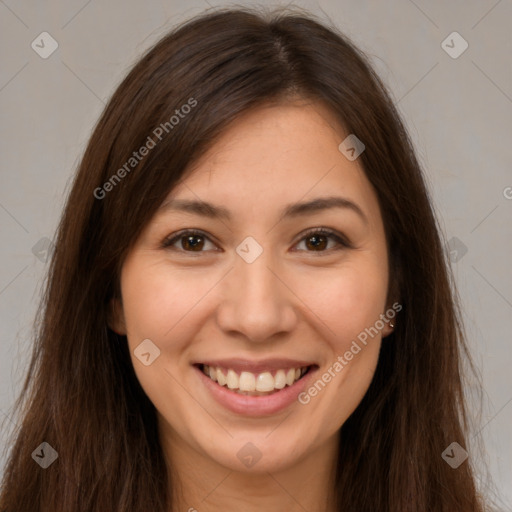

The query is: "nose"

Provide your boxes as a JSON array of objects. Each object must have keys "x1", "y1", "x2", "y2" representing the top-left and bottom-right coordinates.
[{"x1": 216, "y1": 249, "x2": 298, "y2": 343}]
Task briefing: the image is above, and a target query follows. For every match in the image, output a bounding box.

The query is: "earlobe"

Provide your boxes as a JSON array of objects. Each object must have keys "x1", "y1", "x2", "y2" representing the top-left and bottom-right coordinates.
[
  {"x1": 383, "y1": 319, "x2": 395, "y2": 338},
  {"x1": 108, "y1": 297, "x2": 127, "y2": 335},
  {"x1": 382, "y1": 296, "x2": 400, "y2": 339},
  {"x1": 382, "y1": 323, "x2": 394, "y2": 339}
]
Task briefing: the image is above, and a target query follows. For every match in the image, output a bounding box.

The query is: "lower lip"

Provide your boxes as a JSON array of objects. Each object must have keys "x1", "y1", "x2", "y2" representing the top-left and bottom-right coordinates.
[{"x1": 194, "y1": 365, "x2": 318, "y2": 417}]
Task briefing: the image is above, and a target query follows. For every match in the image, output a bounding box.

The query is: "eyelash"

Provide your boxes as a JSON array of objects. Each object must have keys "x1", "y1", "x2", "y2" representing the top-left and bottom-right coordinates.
[{"x1": 160, "y1": 227, "x2": 352, "y2": 255}]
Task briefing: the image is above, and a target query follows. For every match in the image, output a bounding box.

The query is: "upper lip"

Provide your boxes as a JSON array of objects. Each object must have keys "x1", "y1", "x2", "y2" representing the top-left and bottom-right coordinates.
[{"x1": 193, "y1": 358, "x2": 317, "y2": 374}]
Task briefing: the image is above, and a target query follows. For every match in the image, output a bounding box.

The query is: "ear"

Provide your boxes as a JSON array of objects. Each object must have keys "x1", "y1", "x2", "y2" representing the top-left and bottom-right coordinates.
[
  {"x1": 384, "y1": 241, "x2": 403, "y2": 336},
  {"x1": 382, "y1": 290, "x2": 402, "y2": 338},
  {"x1": 381, "y1": 312, "x2": 396, "y2": 339},
  {"x1": 108, "y1": 297, "x2": 127, "y2": 335}
]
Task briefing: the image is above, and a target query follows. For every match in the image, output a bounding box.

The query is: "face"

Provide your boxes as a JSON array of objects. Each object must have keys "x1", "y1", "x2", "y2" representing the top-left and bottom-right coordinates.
[{"x1": 111, "y1": 99, "x2": 394, "y2": 475}]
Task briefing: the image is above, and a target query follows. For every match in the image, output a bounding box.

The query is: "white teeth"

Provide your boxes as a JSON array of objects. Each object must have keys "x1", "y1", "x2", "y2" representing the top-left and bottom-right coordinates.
[
  {"x1": 201, "y1": 364, "x2": 309, "y2": 393},
  {"x1": 274, "y1": 369, "x2": 286, "y2": 389},
  {"x1": 226, "y1": 369, "x2": 238, "y2": 389},
  {"x1": 239, "y1": 371, "x2": 256, "y2": 392},
  {"x1": 216, "y1": 368, "x2": 227, "y2": 386},
  {"x1": 285, "y1": 368, "x2": 295, "y2": 386},
  {"x1": 256, "y1": 372, "x2": 274, "y2": 392}
]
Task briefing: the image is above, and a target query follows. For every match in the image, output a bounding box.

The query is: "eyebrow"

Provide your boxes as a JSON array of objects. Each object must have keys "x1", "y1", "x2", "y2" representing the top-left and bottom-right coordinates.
[{"x1": 158, "y1": 195, "x2": 368, "y2": 225}]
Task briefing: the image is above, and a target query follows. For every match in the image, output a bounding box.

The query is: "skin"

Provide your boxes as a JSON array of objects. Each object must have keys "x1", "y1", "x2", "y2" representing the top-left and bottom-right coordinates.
[{"x1": 110, "y1": 98, "x2": 395, "y2": 511}]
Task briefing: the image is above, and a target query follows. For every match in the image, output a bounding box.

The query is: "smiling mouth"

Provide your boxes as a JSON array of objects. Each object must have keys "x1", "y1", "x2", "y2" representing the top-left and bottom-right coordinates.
[{"x1": 196, "y1": 363, "x2": 315, "y2": 396}]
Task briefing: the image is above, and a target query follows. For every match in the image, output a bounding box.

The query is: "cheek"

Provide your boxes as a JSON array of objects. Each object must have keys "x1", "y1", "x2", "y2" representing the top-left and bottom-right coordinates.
[
  {"x1": 289, "y1": 259, "x2": 388, "y2": 437},
  {"x1": 120, "y1": 258, "x2": 225, "y2": 357},
  {"x1": 122, "y1": 271, "x2": 175, "y2": 340},
  {"x1": 121, "y1": 258, "x2": 190, "y2": 334},
  {"x1": 298, "y1": 259, "x2": 388, "y2": 344},
  {"x1": 119, "y1": 260, "x2": 211, "y2": 417}
]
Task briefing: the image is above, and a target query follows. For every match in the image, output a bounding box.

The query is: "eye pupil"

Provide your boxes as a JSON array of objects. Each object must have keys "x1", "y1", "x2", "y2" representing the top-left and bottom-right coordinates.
[
  {"x1": 306, "y1": 235, "x2": 328, "y2": 251},
  {"x1": 183, "y1": 235, "x2": 204, "y2": 251}
]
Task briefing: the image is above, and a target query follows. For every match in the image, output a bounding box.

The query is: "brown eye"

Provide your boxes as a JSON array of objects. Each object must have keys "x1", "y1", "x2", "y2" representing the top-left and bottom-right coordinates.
[
  {"x1": 162, "y1": 230, "x2": 217, "y2": 252},
  {"x1": 304, "y1": 233, "x2": 329, "y2": 251},
  {"x1": 180, "y1": 234, "x2": 205, "y2": 251},
  {"x1": 294, "y1": 228, "x2": 351, "y2": 253},
  {"x1": 162, "y1": 227, "x2": 351, "y2": 255}
]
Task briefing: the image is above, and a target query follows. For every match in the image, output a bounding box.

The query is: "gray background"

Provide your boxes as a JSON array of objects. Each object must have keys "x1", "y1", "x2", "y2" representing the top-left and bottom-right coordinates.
[{"x1": 0, "y1": 0, "x2": 511, "y2": 507}]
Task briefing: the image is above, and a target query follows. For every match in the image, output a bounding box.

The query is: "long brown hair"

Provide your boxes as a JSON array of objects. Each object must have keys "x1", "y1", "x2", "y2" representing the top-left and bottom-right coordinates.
[{"x1": 0, "y1": 6, "x2": 498, "y2": 511}]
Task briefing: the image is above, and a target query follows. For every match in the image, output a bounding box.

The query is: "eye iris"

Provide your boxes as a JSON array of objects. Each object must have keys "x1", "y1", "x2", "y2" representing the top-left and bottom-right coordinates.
[
  {"x1": 183, "y1": 235, "x2": 204, "y2": 251},
  {"x1": 306, "y1": 234, "x2": 328, "y2": 251}
]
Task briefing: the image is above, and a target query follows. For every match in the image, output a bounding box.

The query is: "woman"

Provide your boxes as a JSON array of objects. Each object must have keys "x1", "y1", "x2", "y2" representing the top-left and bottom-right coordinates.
[{"x1": 0, "y1": 7, "x2": 498, "y2": 511}]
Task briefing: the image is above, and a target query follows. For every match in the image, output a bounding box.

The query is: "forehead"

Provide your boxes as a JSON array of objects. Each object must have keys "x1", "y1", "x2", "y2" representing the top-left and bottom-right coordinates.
[{"x1": 162, "y1": 101, "x2": 382, "y2": 228}]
